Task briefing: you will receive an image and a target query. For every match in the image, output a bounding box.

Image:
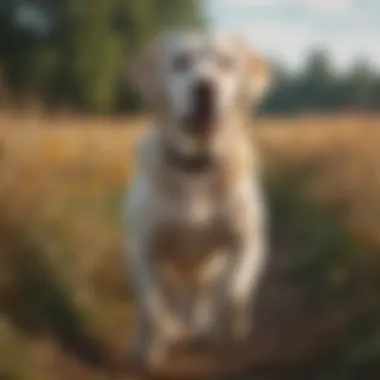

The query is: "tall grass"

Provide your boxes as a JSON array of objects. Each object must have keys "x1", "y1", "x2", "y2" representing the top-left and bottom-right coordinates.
[{"x1": 0, "y1": 114, "x2": 379, "y2": 379}]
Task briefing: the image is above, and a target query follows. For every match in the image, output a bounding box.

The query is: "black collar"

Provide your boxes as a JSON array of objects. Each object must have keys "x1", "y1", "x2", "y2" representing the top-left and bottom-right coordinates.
[{"x1": 163, "y1": 144, "x2": 216, "y2": 174}]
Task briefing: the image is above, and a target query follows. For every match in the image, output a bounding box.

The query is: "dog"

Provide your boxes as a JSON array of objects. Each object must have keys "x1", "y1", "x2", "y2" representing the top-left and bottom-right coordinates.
[{"x1": 126, "y1": 30, "x2": 272, "y2": 367}]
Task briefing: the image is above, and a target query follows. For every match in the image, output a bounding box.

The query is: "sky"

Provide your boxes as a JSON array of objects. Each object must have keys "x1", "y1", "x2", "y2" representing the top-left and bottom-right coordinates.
[{"x1": 204, "y1": 0, "x2": 380, "y2": 71}]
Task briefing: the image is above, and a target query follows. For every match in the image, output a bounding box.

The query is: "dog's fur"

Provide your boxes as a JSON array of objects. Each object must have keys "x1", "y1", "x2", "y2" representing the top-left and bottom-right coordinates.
[{"x1": 126, "y1": 30, "x2": 272, "y2": 367}]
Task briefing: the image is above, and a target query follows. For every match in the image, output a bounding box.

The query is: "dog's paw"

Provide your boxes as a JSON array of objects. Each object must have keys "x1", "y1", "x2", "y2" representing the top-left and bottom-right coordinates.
[
  {"x1": 231, "y1": 307, "x2": 252, "y2": 343},
  {"x1": 130, "y1": 338, "x2": 169, "y2": 370},
  {"x1": 145, "y1": 340, "x2": 171, "y2": 369},
  {"x1": 129, "y1": 336, "x2": 148, "y2": 368}
]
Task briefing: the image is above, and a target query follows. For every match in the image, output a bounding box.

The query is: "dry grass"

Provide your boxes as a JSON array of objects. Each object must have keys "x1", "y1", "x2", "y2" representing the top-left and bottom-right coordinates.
[{"x1": 0, "y1": 113, "x2": 379, "y2": 379}]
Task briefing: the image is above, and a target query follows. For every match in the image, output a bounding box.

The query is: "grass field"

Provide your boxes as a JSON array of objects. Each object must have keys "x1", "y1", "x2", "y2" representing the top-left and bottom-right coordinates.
[{"x1": 0, "y1": 113, "x2": 379, "y2": 379}]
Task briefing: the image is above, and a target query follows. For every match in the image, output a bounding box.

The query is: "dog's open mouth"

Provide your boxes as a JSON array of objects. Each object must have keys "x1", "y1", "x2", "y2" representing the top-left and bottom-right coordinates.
[
  {"x1": 191, "y1": 106, "x2": 215, "y2": 131},
  {"x1": 183, "y1": 110, "x2": 216, "y2": 136},
  {"x1": 184, "y1": 80, "x2": 217, "y2": 135}
]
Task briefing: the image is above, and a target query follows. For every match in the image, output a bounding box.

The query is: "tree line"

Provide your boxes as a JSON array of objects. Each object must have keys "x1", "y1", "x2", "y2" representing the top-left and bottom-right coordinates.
[
  {"x1": 0, "y1": 0, "x2": 204, "y2": 113},
  {"x1": 0, "y1": 0, "x2": 379, "y2": 115},
  {"x1": 262, "y1": 51, "x2": 380, "y2": 115}
]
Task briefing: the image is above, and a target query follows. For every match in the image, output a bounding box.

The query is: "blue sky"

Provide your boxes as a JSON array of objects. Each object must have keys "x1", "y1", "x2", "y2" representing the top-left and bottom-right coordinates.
[{"x1": 204, "y1": 0, "x2": 380, "y2": 71}]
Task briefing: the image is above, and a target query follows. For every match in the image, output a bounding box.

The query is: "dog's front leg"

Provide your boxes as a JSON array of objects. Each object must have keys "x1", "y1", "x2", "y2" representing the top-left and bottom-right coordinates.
[
  {"x1": 192, "y1": 251, "x2": 230, "y2": 342},
  {"x1": 129, "y1": 239, "x2": 182, "y2": 366},
  {"x1": 227, "y1": 232, "x2": 266, "y2": 342}
]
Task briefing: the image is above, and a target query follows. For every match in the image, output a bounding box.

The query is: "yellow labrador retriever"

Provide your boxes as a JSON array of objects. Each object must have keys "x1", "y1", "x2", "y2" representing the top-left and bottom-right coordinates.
[{"x1": 126, "y1": 30, "x2": 272, "y2": 367}]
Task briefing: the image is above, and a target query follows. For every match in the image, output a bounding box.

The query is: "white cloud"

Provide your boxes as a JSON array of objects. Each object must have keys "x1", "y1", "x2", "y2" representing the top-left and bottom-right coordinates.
[
  {"x1": 228, "y1": 0, "x2": 279, "y2": 6},
  {"x1": 331, "y1": 33, "x2": 380, "y2": 69},
  {"x1": 223, "y1": 0, "x2": 353, "y2": 13},
  {"x1": 301, "y1": 0, "x2": 352, "y2": 13},
  {"x1": 235, "y1": 23, "x2": 320, "y2": 68},
  {"x1": 208, "y1": 0, "x2": 380, "y2": 70},
  {"x1": 231, "y1": 21, "x2": 380, "y2": 70}
]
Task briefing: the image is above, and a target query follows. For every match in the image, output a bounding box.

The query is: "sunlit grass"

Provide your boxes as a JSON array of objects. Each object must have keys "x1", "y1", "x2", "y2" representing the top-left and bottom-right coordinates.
[{"x1": 0, "y1": 113, "x2": 379, "y2": 379}]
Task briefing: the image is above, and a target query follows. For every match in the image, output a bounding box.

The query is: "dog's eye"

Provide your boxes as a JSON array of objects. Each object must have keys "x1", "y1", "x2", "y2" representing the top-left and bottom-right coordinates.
[
  {"x1": 218, "y1": 55, "x2": 235, "y2": 71},
  {"x1": 172, "y1": 53, "x2": 192, "y2": 72}
]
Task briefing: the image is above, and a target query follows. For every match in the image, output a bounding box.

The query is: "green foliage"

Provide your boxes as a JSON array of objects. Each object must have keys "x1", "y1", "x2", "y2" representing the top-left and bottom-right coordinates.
[
  {"x1": 2, "y1": 3, "x2": 379, "y2": 114},
  {"x1": 264, "y1": 163, "x2": 380, "y2": 377},
  {"x1": 265, "y1": 165, "x2": 353, "y2": 290},
  {"x1": 0, "y1": 0, "x2": 204, "y2": 113},
  {"x1": 262, "y1": 50, "x2": 380, "y2": 115}
]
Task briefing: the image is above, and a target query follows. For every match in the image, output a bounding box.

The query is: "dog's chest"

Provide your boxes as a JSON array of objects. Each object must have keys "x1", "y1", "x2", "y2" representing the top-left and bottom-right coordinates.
[{"x1": 151, "y1": 190, "x2": 232, "y2": 282}]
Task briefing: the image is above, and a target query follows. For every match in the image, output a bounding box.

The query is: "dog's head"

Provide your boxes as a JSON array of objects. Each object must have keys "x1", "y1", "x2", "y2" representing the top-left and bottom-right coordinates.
[{"x1": 130, "y1": 30, "x2": 271, "y2": 155}]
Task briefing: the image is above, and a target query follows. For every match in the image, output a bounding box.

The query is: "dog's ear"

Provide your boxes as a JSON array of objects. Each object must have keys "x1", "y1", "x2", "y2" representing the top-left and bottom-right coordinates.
[{"x1": 246, "y1": 50, "x2": 272, "y2": 106}]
